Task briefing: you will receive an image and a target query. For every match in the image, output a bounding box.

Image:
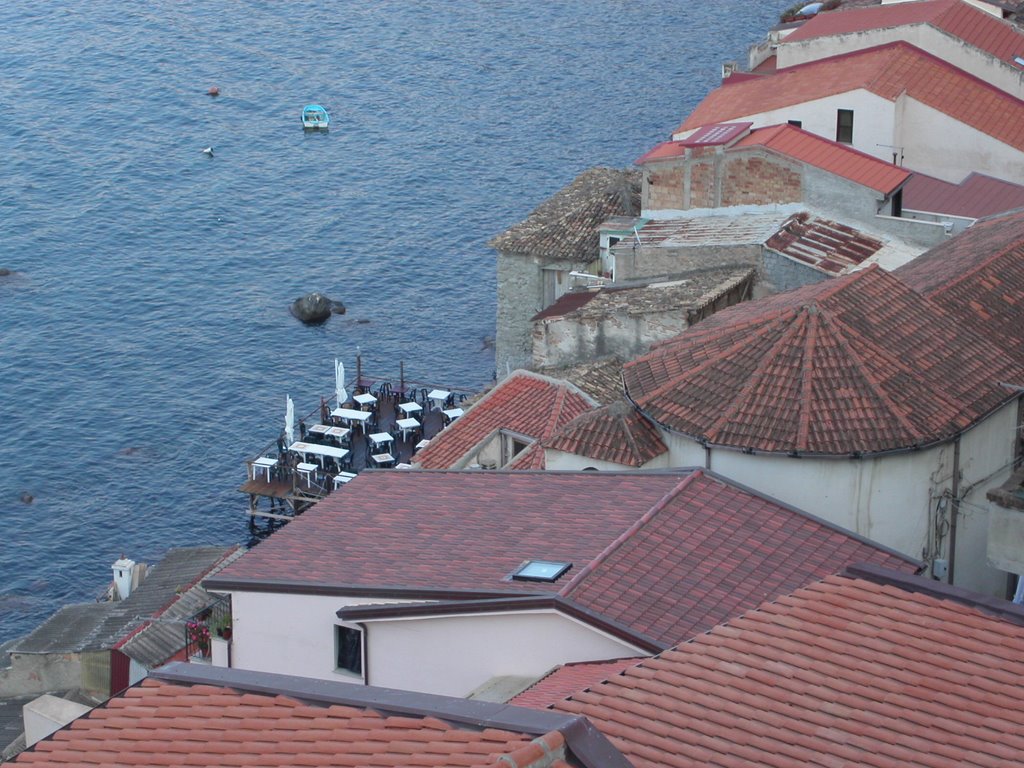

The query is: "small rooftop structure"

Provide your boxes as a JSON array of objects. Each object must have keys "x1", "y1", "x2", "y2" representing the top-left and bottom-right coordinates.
[
  {"x1": 8, "y1": 662, "x2": 627, "y2": 767},
  {"x1": 489, "y1": 167, "x2": 641, "y2": 264},
  {"x1": 556, "y1": 565, "x2": 1024, "y2": 767},
  {"x1": 623, "y1": 264, "x2": 1024, "y2": 455},
  {"x1": 544, "y1": 400, "x2": 668, "y2": 468},
  {"x1": 765, "y1": 211, "x2": 886, "y2": 274}
]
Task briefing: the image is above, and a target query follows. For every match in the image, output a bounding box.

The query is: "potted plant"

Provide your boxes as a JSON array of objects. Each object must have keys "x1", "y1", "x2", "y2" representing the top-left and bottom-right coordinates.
[
  {"x1": 187, "y1": 620, "x2": 211, "y2": 657},
  {"x1": 214, "y1": 616, "x2": 233, "y2": 641}
]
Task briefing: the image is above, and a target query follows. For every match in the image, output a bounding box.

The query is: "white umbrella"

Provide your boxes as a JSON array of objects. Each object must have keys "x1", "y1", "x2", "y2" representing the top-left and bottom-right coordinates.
[
  {"x1": 335, "y1": 359, "x2": 347, "y2": 406},
  {"x1": 285, "y1": 395, "x2": 295, "y2": 446}
]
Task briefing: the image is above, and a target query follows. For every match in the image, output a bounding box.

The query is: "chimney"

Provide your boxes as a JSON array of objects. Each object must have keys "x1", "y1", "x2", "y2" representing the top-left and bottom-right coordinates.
[{"x1": 111, "y1": 555, "x2": 136, "y2": 601}]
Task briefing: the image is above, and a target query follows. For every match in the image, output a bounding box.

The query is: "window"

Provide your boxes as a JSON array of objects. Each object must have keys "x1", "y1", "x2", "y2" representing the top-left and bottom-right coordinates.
[
  {"x1": 335, "y1": 625, "x2": 363, "y2": 676},
  {"x1": 787, "y1": 119, "x2": 802, "y2": 128},
  {"x1": 836, "y1": 109, "x2": 854, "y2": 144},
  {"x1": 512, "y1": 560, "x2": 572, "y2": 582}
]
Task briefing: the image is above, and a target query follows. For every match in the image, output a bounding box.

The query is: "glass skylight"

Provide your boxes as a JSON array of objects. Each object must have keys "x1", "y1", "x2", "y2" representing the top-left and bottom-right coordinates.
[{"x1": 512, "y1": 560, "x2": 572, "y2": 582}]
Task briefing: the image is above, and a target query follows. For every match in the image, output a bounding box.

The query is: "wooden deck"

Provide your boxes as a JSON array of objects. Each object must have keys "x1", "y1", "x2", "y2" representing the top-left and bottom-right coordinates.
[{"x1": 240, "y1": 382, "x2": 470, "y2": 524}]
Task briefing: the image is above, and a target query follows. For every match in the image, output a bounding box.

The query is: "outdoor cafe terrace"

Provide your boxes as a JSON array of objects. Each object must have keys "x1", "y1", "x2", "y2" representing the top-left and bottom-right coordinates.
[{"x1": 240, "y1": 364, "x2": 475, "y2": 522}]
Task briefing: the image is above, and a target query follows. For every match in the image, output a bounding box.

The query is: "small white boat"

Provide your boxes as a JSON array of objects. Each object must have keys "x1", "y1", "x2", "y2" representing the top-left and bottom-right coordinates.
[{"x1": 301, "y1": 104, "x2": 330, "y2": 130}]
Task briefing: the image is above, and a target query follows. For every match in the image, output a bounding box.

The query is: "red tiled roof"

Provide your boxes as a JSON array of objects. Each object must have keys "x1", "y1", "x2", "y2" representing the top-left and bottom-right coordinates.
[
  {"x1": 544, "y1": 400, "x2": 668, "y2": 467},
  {"x1": 734, "y1": 123, "x2": 911, "y2": 194},
  {"x1": 12, "y1": 673, "x2": 577, "y2": 768},
  {"x1": 765, "y1": 212, "x2": 885, "y2": 274},
  {"x1": 506, "y1": 441, "x2": 546, "y2": 470},
  {"x1": 623, "y1": 265, "x2": 1024, "y2": 454},
  {"x1": 510, "y1": 658, "x2": 643, "y2": 709},
  {"x1": 896, "y1": 209, "x2": 1024, "y2": 367},
  {"x1": 414, "y1": 371, "x2": 595, "y2": 469},
  {"x1": 211, "y1": 471, "x2": 691, "y2": 594},
  {"x1": 785, "y1": 0, "x2": 1024, "y2": 67},
  {"x1": 677, "y1": 42, "x2": 1024, "y2": 152},
  {"x1": 636, "y1": 123, "x2": 754, "y2": 163},
  {"x1": 559, "y1": 471, "x2": 916, "y2": 645},
  {"x1": 556, "y1": 571, "x2": 1024, "y2": 768},
  {"x1": 902, "y1": 170, "x2": 1024, "y2": 218}
]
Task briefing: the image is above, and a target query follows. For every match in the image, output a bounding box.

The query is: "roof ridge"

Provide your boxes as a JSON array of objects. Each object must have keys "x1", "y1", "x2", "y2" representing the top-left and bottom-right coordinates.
[
  {"x1": 559, "y1": 471, "x2": 701, "y2": 598},
  {"x1": 619, "y1": 408, "x2": 644, "y2": 465},
  {"x1": 796, "y1": 307, "x2": 819, "y2": 449},
  {"x1": 704, "y1": 310, "x2": 809, "y2": 444},
  {"x1": 544, "y1": 385, "x2": 570, "y2": 439},
  {"x1": 920, "y1": 233, "x2": 1024, "y2": 300}
]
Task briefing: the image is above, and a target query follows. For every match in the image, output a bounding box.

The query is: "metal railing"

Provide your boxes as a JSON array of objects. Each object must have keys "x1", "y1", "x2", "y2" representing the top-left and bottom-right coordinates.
[{"x1": 184, "y1": 594, "x2": 232, "y2": 660}]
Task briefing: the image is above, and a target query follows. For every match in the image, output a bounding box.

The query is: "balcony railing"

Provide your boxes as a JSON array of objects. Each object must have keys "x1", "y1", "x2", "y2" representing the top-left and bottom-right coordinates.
[{"x1": 184, "y1": 594, "x2": 232, "y2": 661}]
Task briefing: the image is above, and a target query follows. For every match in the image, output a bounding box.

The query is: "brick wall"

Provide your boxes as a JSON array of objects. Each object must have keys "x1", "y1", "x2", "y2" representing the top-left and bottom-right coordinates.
[
  {"x1": 645, "y1": 166, "x2": 684, "y2": 210},
  {"x1": 720, "y1": 152, "x2": 802, "y2": 206}
]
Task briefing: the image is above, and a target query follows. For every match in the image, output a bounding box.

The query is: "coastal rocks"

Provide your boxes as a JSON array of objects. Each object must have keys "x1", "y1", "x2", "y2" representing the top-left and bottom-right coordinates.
[
  {"x1": 0, "y1": 268, "x2": 12, "y2": 277},
  {"x1": 291, "y1": 292, "x2": 345, "y2": 324}
]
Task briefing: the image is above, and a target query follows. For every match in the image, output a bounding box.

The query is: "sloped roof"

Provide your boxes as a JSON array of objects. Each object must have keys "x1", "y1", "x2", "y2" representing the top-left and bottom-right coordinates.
[
  {"x1": 536, "y1": 356, "x2": 625, "y2": 405},
  {"x1": 11, "y1": 664, "x2": 618, "y2": 768},
  {"x1": 545, "y1": 400, "x2": 667, "y2": 467},
  {"x1": 11, "y1": 547, "x2": 235, "y2": 656},
  {"x1": 677, "y1": 42, "x2": 1024, "y2": 152},
  {"x1": 785, "y1": 0, "x2": 1024, "y2": 67},
  {"x1": 556, "y1": 568, "x2": 1024, "y2": 768},
  {"x1": 613, "y1": 210, "x2": 792, "y2": 246},
  {"x1": 735, "y1": 123, "x2": 911, "y2": 194},
  {"x1": 489, "y1": 168, "x2": 640, "y2": 263},
  {"x1": 765, "y1": 211, "x2": 886, "y2": 274},
  {"x1": 510, "y1": 658, "x2": 643, "y2": 710},
  {"x1": 896, "y1": 208, "x2": 1024, "y2": 367},
  {"x1": 902, "y1": 170, "x2": 1024, "y2": 218},
  {"x1": 414, "y1": 371, "x2": 596, "y2": 469},
  {"x1": 623, "y1": 265, "x2": 1024, "y2": 455},
  {"x1": 246, "y1": 468, "x2": 916, "y2": 651}
]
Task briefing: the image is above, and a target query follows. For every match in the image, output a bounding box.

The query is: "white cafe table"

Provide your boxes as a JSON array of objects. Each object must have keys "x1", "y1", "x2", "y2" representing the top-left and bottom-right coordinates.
[
  {"x1": 442, "y1": 407, "x2": 465, "y2": 422},
  {"x1": 289, "y1": 441, "x2": 351, "y2": 466},
  {"x1": 371, "y1": 452, "x2": 395, "y2": 467},
  {"x1": 415, "y1": 439, "x2": 431, "y2": 452},
  {"x1": 308, "y1": 423, "x2": 332, "y2": 437},
  {"x1": 326, "y1": 426, "x2": 351, "y2": 443},
  {"x1": 353, "y1": 392, "x2": 378, "y2": 409},
  {"x1": 395, "y1": 418, "x2": 420, "y2": 441},
  {"x1": 427, "y1": 389, "x2": 451, "y2": 409},
  {"x1": 333, "y1": 471, "x2": 357, "y2": 489},
  {"x1": 252, "y1": 456, "x2": 277, "y2": 481},
  {"x1": 398, "y1": 401, "x2": 423, "y2": 417},
  {"x1": 296, "y1": 462, "x2": 318, "y2": 483},
  {"x1": 332, "y1": 407, "x2": 373, "y2": 432},
  {"x1": 368, "y1": 432, "x2": 394, "y2": 448}
]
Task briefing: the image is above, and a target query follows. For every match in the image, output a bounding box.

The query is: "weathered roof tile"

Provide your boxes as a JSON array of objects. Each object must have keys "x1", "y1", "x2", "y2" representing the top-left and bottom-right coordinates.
[{"x1": 545, "y1": 400, "x2": 667, "y2": 467}]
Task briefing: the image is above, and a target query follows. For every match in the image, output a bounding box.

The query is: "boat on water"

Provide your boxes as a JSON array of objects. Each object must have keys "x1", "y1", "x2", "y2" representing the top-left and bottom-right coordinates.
[{"x1": 301, "y1": 104, "x2": 330, "y2": 130}]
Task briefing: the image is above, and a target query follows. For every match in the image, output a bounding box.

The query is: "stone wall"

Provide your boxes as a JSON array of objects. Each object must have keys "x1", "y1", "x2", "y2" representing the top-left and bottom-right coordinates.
[
  {"x1": 615, "y1": 244, "x2": 760, "y2": 282},
  {"x1": 495, "y1": 252, "x2": 543, "y2": 376}
]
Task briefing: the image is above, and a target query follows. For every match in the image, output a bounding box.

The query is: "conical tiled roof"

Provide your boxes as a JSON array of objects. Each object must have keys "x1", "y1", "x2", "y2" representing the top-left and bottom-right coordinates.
[
  {"x1": 623, "y1": 266, "x2": 1024, "y2": 455},
  {"x1": 545, "y1": 400, "x2": 667, "y2": 467}
]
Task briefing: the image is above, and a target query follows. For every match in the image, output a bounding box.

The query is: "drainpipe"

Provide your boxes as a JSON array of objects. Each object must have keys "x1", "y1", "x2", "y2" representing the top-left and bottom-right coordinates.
[
  {"x1": 947, "y1": 435, "x2": 961, "y2": 585},
  {"x1": 704, "y1": 443, "x2": 712, "y2": 471}
]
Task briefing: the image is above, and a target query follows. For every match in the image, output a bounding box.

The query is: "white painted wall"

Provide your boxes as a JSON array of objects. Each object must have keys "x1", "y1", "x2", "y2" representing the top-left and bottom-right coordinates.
[
  {"x1": 659, "y1": 400, "x2": 1020, "y2": 594},
  {"x1": 364, "y1": 610, "x2": 642, "y2": 698},
  {"x1": 544, "y1": 448, "x2": 671, "y2": 471},
  {"x1": 776, "y1": 27, "x2": 1024, "y2": 99},
  {"x1": 226, "y1": 591, "x2": 410, "y2": 683}
]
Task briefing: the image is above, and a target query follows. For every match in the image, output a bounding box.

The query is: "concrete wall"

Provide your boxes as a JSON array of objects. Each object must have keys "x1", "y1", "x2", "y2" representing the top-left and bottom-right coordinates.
[
  {"x1": 614, "y1": 244, "x2": 760, "y2": 282},
  {"x1": 496, "y1": 252, "x2": 544, "y2": 376},
  {"x1": 532, "y1": 307, "x2": 690, "y2": 370},
  {"x1": 0, "y1": 653, "x2": 83, "y2": 698},
  {"x1": 776, "y1": 26, "x2": 1024, "y2": 99},
  {"x1": 364, "y1": 610, "x2": 642, "y2": 698},
  {"x1": 761, "y1": 249, "x2": 831, "y2": 293},
  {"x1": 657, "y1": 399, "x2": 1021, "y2": 595}
]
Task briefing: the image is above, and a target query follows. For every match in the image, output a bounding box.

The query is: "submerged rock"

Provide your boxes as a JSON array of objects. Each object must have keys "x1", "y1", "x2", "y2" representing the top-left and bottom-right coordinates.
[
  {"x1": 291, "y1": 292, "x2": 345, "y2": 324},
  {"x1": 0, "y1": 269, "x2": 12, "y2": 277}
]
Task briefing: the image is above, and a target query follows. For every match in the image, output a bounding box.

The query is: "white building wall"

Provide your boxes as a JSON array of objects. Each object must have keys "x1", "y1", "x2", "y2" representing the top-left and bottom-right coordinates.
[
  {"x1": 544, "y1": 448, "x2": 671, "y2": 471},
  {"x1": 364, "y1": 611, "x2": 642, "y2": 698},
  {"x1": 226, "y1": 591, "x2": 410, "y2": 683},
  {"x1": 660, "y1": 400, "x2": 1020, "y2": 595},
  {"x1": 776, "y1": 27, "x2": 1024, "y2": 99}
]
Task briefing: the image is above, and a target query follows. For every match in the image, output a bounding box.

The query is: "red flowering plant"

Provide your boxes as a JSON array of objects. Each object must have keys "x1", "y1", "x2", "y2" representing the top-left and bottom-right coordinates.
[{"x1": 187, "y1": 620, "x2": 211, "y2": 656}]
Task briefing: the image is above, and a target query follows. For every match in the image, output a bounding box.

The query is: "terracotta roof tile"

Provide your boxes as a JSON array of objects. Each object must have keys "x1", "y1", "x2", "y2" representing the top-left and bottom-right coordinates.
[
  {"x1": 489, "y1": 168, "x2": 640, "y2": 263},
  {"x1": 555, "y1": 572, "x2": 1024, "y2": 767},
  {"x1": 414, "y1": 371, "x2": 595, "y2": 469},
  {"x1": 623, "y1": 265, "x2": 1024, "y2": 454},
  {"x1": 11, "y1": 676, "x2": 571, "y2": 768},
  {"x1": 785, "y1": 0, "x2": 1024, "y2": 66},
  {"x1": 678, "y1": 42, "x2": 1024, "y2": 152},
  {"x1": 510, "y1": 658, "x2": 643, "y2": 709},
  {"x1": 903, "y1": 170, "x2": 1024, "y2": 219},
  {"x1": 764, "y1": 211, "x2": 886, "y2": 274},
  {"x1": 545, "y1": 400, "x2": 667, "y2": 467},
  {"x1": 896, "y1": 208, "x2": 1024, "y2": 368},
  {"x1": 535, "y1": 356, "x2": 624, "y2": 406},
  {"x1": 734, "y1": 123, "x2": 911, "y2": 194}
]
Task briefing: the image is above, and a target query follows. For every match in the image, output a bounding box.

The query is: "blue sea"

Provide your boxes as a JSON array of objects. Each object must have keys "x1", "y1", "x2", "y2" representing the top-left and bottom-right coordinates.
[{"x1": 0, "y1": 1, "x2": 781, "y2": 643}]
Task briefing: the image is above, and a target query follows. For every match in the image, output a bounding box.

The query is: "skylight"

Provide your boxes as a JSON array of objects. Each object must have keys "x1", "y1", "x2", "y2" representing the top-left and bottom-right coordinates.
[{"x1": 512, "y1": 560, "x2": 572, "y2": 582}]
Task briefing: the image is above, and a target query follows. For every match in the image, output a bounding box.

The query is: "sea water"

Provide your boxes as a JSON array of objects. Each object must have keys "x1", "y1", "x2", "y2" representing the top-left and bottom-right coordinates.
[{"x1": 0, "y1": 0, "x2": 781, "y2": 643}]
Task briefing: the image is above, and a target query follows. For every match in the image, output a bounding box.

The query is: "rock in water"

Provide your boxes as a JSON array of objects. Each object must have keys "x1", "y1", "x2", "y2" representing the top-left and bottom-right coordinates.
[{"x1": 291, "y1": 293, "x2": 344, "y2": 324}]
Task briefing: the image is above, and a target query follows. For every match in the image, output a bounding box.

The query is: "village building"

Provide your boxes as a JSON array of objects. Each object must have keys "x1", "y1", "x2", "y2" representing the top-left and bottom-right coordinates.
[
  {"x1": 490, "y1": 167, "x2": 640, "y2": 373},
  {"x1": 543, "y1": 400, "x2": 669, "y2": 471},
  {"x1": 412, "y1": 370, "x2": 597, "y2": 470},
  {"x1": 201, "y1": 469, "x2": 916, "y2": 700},
  {"x1": 554, "y1": 564, "x2": 1024, "y2": 767},
  {"x1": 675, "y1": 41, "x2": 1024, "y2": 185},
  {"x1": 758, "y1": 0, "x2": 1024, "y2": 99},
  {"x1": 902, "y1": 171, "x2": 1024, "y2": 231},
  {"x1": 7, "y1": 662, "x2": 628, "y2": 768},
  {"x1": 612, "y1": 264, "x2": 1024, "y2": 595}
]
